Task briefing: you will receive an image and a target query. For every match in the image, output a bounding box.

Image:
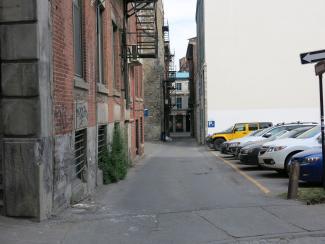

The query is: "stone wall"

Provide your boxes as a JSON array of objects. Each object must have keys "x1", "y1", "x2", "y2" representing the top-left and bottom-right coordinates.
[
  {"x1": 143, "y1": 0, "x2": 165, "y2": 141},
  {"x1": 0, "y1": 0, "x2": 53, "y2": 220}
]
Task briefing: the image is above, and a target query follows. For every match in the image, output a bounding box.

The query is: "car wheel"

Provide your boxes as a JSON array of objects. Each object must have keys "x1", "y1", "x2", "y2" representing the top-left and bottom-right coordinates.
[
  {"x1": 285, "y1": 152, "x2": 299, "y2": 175},
  {"x1": 214, "y1": 138, "x2": 226, "y2": 151}
]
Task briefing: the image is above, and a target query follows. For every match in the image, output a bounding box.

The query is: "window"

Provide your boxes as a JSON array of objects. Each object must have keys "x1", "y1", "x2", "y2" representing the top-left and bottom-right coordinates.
[
  {"x1": 259, "y1": 122, "x2": 272, "y2": 129},
  {"x1": 75, "y1": 129, "x2": 87, "y2": 180},
  {"x1": 176, "y1": 83, "x2": 182, "y2": 91},
  {"x1": 112, "y1": 22, "x2": 118, "y2": 88},
  {"x1": 98, "y1": 7, "x2": 105, "y2": 84},
  {"x1": 248, "y1": 123, "x2": 258, "y2": 131},
  {"x1": 73, "y1": 0, "x2": 84, "y2": 78},
  {"x1": 98, "y1": 125, "x2": 107, "y2": 164},
  {"x1": 176, "y1": 97, "x2": 182, "y2": 109},
  {"x1": 297, "y1": 125, "x2": 320, "y2": 139},
  {"x1": 234, "y1": 124, "x2": 245, "y2": 132}
]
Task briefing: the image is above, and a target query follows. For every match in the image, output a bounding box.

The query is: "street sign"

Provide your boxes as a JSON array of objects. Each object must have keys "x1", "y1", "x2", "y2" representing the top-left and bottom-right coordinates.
[
  {"x1": 300, "y1": 49, "x2": 325, "y2": 64},
  {"x1": 144, "y1": 109, "x2": 149, "y2": 117},
  {"x1": 208, "y1": 121, "x2": 215, "y2": 128}
]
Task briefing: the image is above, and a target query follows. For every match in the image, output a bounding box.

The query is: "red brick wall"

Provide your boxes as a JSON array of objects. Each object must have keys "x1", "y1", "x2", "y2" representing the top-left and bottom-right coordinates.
[
  {"x1": 52, "y1": 0, "x2": 99, "y2": 135},
  {"x1": 52, "y1": 0, "x2": 145, "y2": 157},
  {"x1": 52, "y1": 0, "x2": 74, "y2": 135}
]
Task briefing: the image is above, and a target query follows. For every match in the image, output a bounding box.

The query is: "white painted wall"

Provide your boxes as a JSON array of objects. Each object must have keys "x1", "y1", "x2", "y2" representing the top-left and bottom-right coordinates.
[{"x1": 204, "y1": 0, "x2": 325, "y2": 134}]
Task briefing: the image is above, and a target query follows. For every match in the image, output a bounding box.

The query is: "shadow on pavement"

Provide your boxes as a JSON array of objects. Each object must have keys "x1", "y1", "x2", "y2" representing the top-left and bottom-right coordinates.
[{"x1": 259, "y1": 172, "x2": 288, "y2": 179}]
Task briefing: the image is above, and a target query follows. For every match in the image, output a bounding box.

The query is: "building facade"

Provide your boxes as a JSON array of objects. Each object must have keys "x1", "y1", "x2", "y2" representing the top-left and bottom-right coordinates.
[
  {"x1": 186, "y1": 37, "x2": 203, "y2": 142},
  {"x1": 196, "y1": 0, "x2": 325, "y2": 135},
  {"x1": 169, "y1": 72, "x2": 191, "y2": 134},
  {"x1": 0, "y1": 0, "x2": 157, "y2": 220},
  {"x1": 143, "y1": 0, "x2": 165, "y2": 141}
]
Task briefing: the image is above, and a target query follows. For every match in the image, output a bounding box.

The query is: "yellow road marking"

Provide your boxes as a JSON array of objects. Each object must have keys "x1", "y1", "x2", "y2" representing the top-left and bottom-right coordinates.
[{"x1": 211, "y1": 152, "x2": 271, "y2": 194}]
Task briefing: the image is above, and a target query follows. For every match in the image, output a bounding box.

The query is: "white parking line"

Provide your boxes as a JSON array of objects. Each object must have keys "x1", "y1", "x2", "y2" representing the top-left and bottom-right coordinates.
[{"x1": 211, "y1": 151, "x2": 271, "y2": 194}]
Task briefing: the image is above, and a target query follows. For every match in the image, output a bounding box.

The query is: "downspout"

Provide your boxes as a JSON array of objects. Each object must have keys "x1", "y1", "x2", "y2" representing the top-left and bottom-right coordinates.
[{"x1": 95, "y1": 1, "x2": 100, "y2": 185}]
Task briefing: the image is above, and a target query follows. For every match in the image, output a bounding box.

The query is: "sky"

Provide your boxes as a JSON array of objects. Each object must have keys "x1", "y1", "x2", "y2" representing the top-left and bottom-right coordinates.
[{"x1": 163, "y1": 0, "x2": 197, "y2": 70}]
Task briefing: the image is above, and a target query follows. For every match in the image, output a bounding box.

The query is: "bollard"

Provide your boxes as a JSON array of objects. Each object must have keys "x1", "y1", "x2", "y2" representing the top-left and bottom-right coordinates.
[{"x1": 287, "y1": 161, "x2": 300, "y2": 199}]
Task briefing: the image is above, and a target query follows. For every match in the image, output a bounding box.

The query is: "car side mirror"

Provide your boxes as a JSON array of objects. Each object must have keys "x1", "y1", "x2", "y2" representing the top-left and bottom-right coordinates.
[
  {"x1": 263, "y1": 133, "x2": 272, "y2": 138},
  {"x1": 318, "y1": 137, "x2": 323, "y2": 144}
]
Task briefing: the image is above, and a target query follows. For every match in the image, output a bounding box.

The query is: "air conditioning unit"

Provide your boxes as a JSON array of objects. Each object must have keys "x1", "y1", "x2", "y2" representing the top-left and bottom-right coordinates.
[{"x1": 129, "y1": 45, "x2": 142, "y2": 66}]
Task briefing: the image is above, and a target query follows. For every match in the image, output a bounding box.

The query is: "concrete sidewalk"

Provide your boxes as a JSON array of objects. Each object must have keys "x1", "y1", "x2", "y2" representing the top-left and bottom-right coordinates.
[{"x1": 1, "y1": 139, "x2": 325, "y2": 243}]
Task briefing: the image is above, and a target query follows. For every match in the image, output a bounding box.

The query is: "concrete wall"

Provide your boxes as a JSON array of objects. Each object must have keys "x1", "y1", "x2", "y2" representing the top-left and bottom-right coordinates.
[
  {"x1": 203, "y1": 0, "x2": 325, "y2": 134},
  {"x1": 196, "y1": 0, "x2": 207, "y2": 141},
  {"x1": 0, "y1": 0, "x2": 53, "y2": 220}
]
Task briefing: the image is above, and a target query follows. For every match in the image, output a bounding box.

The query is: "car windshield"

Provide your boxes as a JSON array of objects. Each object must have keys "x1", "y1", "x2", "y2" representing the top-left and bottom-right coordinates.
[
  {"x1": 296, "y1": 125, "x2": 320, "y2": 139},
  {"x1": 279, "y1": 127, "x2": 314, "y2": 139},
  {"x1": 262, "y1": 126, "x2": 285, "y2": 137},
  {"x1": 249, "y1": 129, "x2": 263, "y2": 136},
  {"x1": 269, "y1": 130, "x2": 288, "y2": 139},
  {"x1": 223, "y1": 126, "x2": 233, "y2": 133}
]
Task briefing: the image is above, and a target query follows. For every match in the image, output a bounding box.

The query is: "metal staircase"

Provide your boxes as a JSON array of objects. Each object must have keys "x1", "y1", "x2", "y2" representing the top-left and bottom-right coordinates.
[{"x1": 127, "y1": 0, "x2": 158, "y2": 59}]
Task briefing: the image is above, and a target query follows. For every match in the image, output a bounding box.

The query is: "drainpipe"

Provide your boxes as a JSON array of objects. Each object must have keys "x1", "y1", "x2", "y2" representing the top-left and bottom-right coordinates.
[
  {"x1": 95, "y1": 1, "x2": 100, "y2": 185},
  {"x1": 123, "y1": 0, "x2": 130, "y2": 109}
]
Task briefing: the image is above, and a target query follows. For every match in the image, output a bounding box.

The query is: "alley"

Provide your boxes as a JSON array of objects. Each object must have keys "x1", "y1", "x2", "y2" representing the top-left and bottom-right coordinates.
[{"x1": 2, "y1": 138, "x2": 325, "y2": 243}]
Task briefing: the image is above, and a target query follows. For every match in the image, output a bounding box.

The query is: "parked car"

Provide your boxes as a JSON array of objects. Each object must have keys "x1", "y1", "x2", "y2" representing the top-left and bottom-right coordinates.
[
  {"x1": 220, "y1": 129, "x2": 265, "y2": 154},
  {"x1": 225, "y1": 122, "x2": 316, "y2": 157},
  {"x1": 258, "y1": 125, "x2": 321, "y2": 172},
  {"x1": 289, "y1": 148, "x2": 322, "y2": 183},
  {"x1": 239, "y1": 126, "x2": 315, "y2": 165},
  {"x1": 207, "y1": 122, "x2": 273, "y2": 150}
]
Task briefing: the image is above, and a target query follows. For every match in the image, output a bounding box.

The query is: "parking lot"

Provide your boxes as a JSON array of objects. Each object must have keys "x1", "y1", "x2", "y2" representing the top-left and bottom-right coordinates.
[{"x1": 212, "y1": 150, "x2": 298, "y2": 196}]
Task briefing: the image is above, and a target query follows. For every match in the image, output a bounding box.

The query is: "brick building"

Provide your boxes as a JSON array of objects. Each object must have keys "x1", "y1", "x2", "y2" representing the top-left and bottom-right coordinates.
[{"x1": 0, "y1": 0, "x2": 157, "y2": 220}]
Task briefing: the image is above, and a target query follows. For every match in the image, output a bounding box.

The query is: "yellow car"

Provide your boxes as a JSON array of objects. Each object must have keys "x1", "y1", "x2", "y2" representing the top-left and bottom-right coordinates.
[{"x1": 209, "y1": 122, "x2": 272, "y2": 150}]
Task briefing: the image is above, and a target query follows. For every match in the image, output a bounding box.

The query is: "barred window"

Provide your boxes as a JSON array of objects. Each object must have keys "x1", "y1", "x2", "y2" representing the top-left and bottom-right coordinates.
[
  {"x1": 74, "y1": 129, "x2": 87, "y2": 180},
  {"x1": 98, "y1": 125, "x2": 107, "y2": 164}
]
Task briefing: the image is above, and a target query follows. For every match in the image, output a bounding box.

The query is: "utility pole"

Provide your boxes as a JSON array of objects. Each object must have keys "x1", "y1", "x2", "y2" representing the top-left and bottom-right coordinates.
[{"x1": 315, "y1": 62, "x2": 325, "y2": 189}]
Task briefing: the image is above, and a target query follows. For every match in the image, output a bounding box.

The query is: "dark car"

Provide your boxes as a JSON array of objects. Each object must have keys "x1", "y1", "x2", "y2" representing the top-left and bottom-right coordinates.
[
  {"x1": 289, "y1": 149, "x2": 322, "y2": 183},
  {"x1": 239, "y1": 126, "x2": 315, "y2": 165}
]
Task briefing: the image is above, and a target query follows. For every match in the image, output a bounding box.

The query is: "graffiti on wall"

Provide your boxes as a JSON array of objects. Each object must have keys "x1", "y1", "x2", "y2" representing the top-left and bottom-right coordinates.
[
  {"x1": 54, "y1": 104, "x2": 69, "y2": 131},
  {"x1": 75, "y1": 102, "x2": 88, "y2": 129}
]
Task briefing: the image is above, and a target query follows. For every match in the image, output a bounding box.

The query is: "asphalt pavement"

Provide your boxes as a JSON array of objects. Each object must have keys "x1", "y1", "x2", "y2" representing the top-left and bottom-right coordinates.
[{"x1": 1, "y1": 138, "x2": 325, "y2": 243}]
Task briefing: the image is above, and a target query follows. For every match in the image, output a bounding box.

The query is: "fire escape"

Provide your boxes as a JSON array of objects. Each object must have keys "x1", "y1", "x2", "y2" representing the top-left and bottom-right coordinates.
[
  {"x1": 162, "y1": 20, "x2": 176, "y2": 139},
  {"x1": 122, "y1": 0, "x2": 158, "y2": 108},
  {"x1": 126, "y1": 0, "x2": 158, "y2": 59}
]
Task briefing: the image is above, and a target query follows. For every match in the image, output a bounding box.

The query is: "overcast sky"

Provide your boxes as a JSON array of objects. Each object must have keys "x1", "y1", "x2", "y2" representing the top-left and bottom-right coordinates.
[{"x1": 163, "y1": 0, "x2": 197, "y2": 70}]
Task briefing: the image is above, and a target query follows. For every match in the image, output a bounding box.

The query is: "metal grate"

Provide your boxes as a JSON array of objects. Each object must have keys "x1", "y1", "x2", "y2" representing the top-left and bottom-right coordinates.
[
  {"x1": 98, "y1": 125, "x2": 107, "y2": 164},
  {"x1": 74, "y1": 129, "x2": 87, "y2": 180}
]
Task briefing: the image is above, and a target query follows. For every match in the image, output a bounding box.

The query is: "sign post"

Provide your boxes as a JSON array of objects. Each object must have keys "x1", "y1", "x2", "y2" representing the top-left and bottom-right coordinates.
[
  {"x1": 301, "y1": 49, "x2": 325, "y2": 189},
  {"x1": 315, "y1": 62, "x2": 325, "y2": 189}
]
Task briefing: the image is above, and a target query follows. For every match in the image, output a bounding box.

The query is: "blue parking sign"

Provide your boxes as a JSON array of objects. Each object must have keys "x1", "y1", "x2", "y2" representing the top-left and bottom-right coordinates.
[{"x1": 208, "y1": 121, "x2": 215, "y2": 128}]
